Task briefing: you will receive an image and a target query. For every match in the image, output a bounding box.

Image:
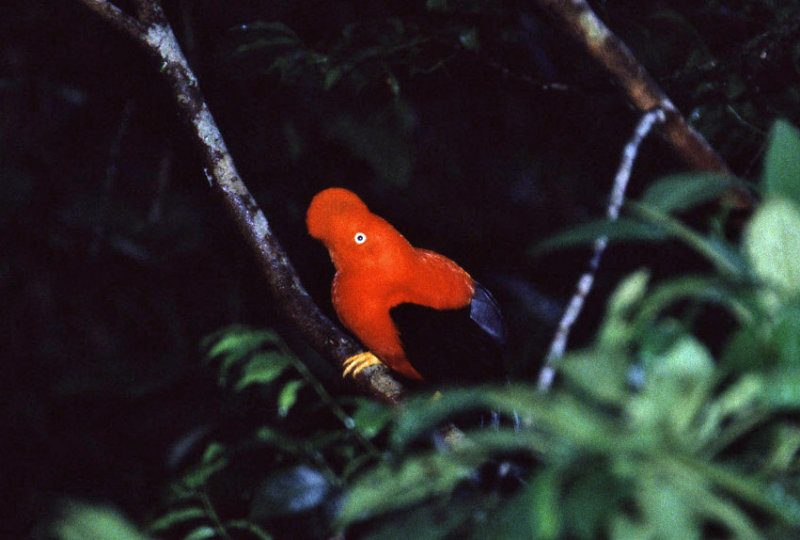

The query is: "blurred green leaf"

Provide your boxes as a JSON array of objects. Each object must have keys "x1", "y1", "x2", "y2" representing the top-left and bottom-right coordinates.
[
  {"x1": 630, "y1": 202, "x2": 747, "y2": 278},
  {"x1": 641, "y1": 173, "x2": 740, "y2": 213},
  {"x1": 278, "y1": 379, "x2": 305, "y2": 416},
  {"x1": 148, "y1": 507, "x2": 204, "y2": 533},
  {"x1": 205, "y1": 327, "x2": 278, "y2": 360},
  {"x1": 351, "y1": 398, "x2": 393, "y2": 439},
  {"x1": 764, "y1": 120, "x2": 800, "y2": 205},
  {"x1": 184, "y1": 526, "x2": 217, "y2": 540},
  {"x1": 606, "y1": 269, "x2": 649, "y2": 320},
  {"x1": 770, "y1": 304, "x2": 800, "y2": 367},
  {"x1": 562, "y1": 467, "x2": 629, "y2": 539},
  {"x1": 560, "y1": 351, "x2": 629, "y2": 405},
  {"x1": 634, "y1": 275, "x2": 755, "y2": 333},
  {"x1": 180, "y1": 443, "x2": 228, "y2": 490},
  {"x1": 767, "y1": 424, "x2": 800, "y2": 473},
  {"x1": 652, "y1": 335, "x2": 714, "y2": 381},
  {"x1": 51, "y1": 501, "x2": 150, "y2": 540},
  {"x1": 597, "y1": 270, "x2": 649, "y2": 348},
  {"x1": 743, "y1": 197, "x2": 800, "y2": 295},
  {"x1": 532, "y1": 218, "x2": 667, "y2": 255},
  {"x1": 761, "y1": 369, "x2": 800, "y2": 409},
  {"x1": 720, "y1": 326, "x2": 772, "y2": 373},
  {"x1": 529, "y1": 468, "x2": 562, "y2": 539},
  {"x1": 638, "y1": 475, "x2": 697, "y2": 540},
  {"x1": 338, "y1": 452, "x2": 477, "y2": 525},
  {"x1": 233, "y1": 352, "x2": 291, "y2": 392},
  {"x1": 324, "y1": 66, "x2": 344, "y2": 90}
]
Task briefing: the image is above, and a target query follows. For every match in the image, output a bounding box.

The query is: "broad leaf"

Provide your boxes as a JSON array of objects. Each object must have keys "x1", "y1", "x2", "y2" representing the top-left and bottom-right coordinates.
[
  {"x1": 743, "y1": 197, "x2": 800, "y2": 296},
  {"x1": 642, "y1": 173, "x2": 739, "y2": 213},
  {"x1": 763, "y1": 120, "x2": 800, "y2": 205}
]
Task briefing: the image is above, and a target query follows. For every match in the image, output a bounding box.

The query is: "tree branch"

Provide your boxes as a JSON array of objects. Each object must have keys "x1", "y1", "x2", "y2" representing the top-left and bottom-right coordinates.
[
  {"x1": 74, "y1": 0, "x2": 404, "y2": 404},
  {"x1": 535, "y1": 0, "x2": 732, "y2": 176},
  {"x1": 77, "y1": 0, "x2": 145, "y2": 39}
]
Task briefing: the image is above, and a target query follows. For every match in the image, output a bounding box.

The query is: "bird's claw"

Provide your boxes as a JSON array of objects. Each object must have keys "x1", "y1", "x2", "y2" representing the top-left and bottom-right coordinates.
[{"x1": 342, "y1": 352, "x2": 383, "y2": 378}]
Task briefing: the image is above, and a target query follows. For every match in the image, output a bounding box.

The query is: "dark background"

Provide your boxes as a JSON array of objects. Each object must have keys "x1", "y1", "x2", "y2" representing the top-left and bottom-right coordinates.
[{"x1": 2, "y1": 0, "x2": 799, "y2": 535}]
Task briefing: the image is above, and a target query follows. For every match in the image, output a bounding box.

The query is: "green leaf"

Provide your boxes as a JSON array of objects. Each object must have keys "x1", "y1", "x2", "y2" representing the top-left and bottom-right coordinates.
[
  {"x1": 531, "y1": 218, "x2": 667, "y2": 255},
  {"x1": 560, "y1": 351, "x2": 629, "y2": 405},
  {"x1": 743, "y1": 197, "x2": 800, "y2": 295},
  {"x1": 350, "y1": 398, "x2": 393, "y2": 439},
  {"x1": 633, "y1": 275, "x2": 755, "y2": 331},
  {"x1": 323, "y1": 66, "x2": 343, "y2": 90},
  {"x1": 761, "y1": 369, "x2": 800, "y2": 409},
  {"x1": 629, "y1": 202, "x2": 747, "y2": 278},
  {"x1": 713, "y1": 375, "x2": 764, "y2": 419},
  {"x1": 646, "y1": 335, "x2": 714, "y2": 434},
  {"x1": 596, "y1": 270, "x2": 649, "y2": 349},
  {"x1": 770, "y1": 304, "x2": 800, "y2": 367},
  {"x1": 338, "y1": 452, "x2": 477, "y2": 525},
  {"x1": 638, "y1": 475, "x2": 698, "y2": 540},
  {"x1": 638, "y1": 319, "x2": 687, "y2": 373},
  {"x1": 641, "y1": 173, "x2": 740, "y2": 213},
  {"x1": 607, "y1": 270, "x2": 650, "y2": 319},
  {"x1": 51, "y1": 501, "x2": 150, "y2": 540},
  {"x1": 148, "y1": 507, "x2": 204, "y2": 532},
  {"x1": 390, "y1": 386, "x2": 535, "y2": 449},
  {"x1": 233, "y1": 352, "x2": 291, "y2": 392},
  {"x1": 720, "y1": 326, "x2": 771, "y2": 373},
  {"x1": 562, "y1": 467, "x2": 629, "y2": 539},
  {"x1": 763, "y1": 120, "x2": 800, "y2": 205},
  {"x1": 206, "y1": 328, "x2": 278, "y2": 360},
  {"x1": 277, "y1": 379, "x2": 304, "y2": 416},
  {"x1": 184, "y1": 526, "x2": 217, "y2": 540},
  {"x1": 226, "y1": 521, "x2": 273, "y2": 540},
  {"x1": 767, "y1": 424, "x2": 800, "y2": 473},
  {"x1": 529, "y1": 468, "x2": 562, "y2": 539},
  {"x1": 652, "y1": 335, "x2": 714, "y2": 381},
  {"x1": 181, "y1": 444, "x2": 228, "y2": 490}
]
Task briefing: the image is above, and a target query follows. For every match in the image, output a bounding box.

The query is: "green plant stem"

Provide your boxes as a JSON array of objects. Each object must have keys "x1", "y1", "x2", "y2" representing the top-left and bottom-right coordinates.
[
  {"x1": 628, "y1": 201, "x2": 744, "y2": 277},
  {"x1": 200, "y1": 489, "x2": 233, "y2": 540},
  {"x1": 278, "y1": 340, "x2": 382, "y2": 459}
]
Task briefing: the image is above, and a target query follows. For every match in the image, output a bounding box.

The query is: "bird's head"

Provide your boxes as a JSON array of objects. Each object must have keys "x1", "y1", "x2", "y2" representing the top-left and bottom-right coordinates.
[{"x1": 306, "y1": 188, "x2": 414, "y2": 275}]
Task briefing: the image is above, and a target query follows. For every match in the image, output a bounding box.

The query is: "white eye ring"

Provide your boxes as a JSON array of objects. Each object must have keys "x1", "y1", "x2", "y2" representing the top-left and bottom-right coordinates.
[{"x1": 354, "y1": 232, "x2": 367, "y2": 244}]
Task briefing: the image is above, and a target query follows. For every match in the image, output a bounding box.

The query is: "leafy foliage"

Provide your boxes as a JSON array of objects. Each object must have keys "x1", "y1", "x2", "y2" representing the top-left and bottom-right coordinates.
[
  {"x1": 146, "y1": 326, "x2": 391, "y2": 539},
  {"x1": 16, "y1": 1, "x2": 800, "y2": 539},
  {"x1": 132, "y1": 120, "x2": 800, "y2": 539}
]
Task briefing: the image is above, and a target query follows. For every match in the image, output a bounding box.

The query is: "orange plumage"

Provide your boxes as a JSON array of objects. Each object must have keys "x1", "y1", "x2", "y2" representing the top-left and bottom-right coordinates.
[{"x1": 307, "y1": 187, "x2": 504, "y2": 382}]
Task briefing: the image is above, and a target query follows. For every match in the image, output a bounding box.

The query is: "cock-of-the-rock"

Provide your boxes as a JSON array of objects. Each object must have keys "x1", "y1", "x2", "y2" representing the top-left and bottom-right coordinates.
[{"x1": 306, "y1": 187, "x2": 506, "y2": 384}]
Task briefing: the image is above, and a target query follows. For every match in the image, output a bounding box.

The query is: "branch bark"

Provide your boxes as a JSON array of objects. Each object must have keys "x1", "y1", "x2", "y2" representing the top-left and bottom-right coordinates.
[
  {"x1": 74, "y1": 0, "x2": 404, "y2": 404},
  {"x1": 535, "y1": 0, "x2": 732, "y2": 176}
]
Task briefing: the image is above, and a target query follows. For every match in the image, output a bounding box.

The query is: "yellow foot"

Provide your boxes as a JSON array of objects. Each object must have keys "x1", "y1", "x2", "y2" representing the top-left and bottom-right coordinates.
[{"x1": 342, "y1": 352, "x2": 384, "y2": 378}]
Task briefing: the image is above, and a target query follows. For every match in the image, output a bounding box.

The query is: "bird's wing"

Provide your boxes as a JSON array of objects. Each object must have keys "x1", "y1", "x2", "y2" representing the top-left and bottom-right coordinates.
[{"x1": 389, "y1": 282, "x2": 506, "y2": 385}]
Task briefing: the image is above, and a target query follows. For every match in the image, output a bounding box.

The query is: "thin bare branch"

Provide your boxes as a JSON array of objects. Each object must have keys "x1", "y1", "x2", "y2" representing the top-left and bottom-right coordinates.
[
  {"x1": 535, "y1": 0, "x2": 731, "y2": 176},
  {"x1": 75, "y1": 0, "x2": 404, "y2": 404},
  {"x1": 538, "y1": 108, "x2": 666, "y2": 392}
]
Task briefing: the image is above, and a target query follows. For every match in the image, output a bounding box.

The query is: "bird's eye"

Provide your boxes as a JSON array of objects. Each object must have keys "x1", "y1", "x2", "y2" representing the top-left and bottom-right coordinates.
[{"x1": 354, "y1": 232, "x2": 367, "y2": 245}]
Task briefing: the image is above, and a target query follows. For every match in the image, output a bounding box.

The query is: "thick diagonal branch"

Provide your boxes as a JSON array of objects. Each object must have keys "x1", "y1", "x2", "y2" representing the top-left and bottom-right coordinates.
[
  {"x1": 536, "y1": 0, "x2": 731, "y2": 175},
  {"x1": 74, "y1": 0, "x2": 403, "y2": 404}
]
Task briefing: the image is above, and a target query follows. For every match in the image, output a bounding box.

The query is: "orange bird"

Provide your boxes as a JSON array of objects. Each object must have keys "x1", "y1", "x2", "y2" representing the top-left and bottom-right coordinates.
[{"x1": 306, "y1": 187, "x2": 505, "y2": 383}]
